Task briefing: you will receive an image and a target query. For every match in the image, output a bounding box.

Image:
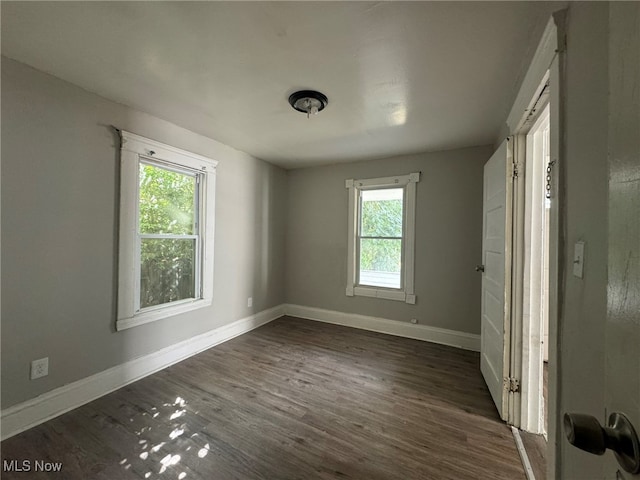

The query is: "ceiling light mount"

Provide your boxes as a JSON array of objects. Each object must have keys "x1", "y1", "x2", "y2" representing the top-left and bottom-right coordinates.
[{"x1": 288, "y1": 90, "x2": 328, "y2": 118}]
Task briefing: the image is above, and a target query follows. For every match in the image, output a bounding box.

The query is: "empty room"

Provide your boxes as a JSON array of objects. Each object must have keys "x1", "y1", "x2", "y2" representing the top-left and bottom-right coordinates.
[{"x1": 1, "y1": 2, "x2": 639, "y2": 480}]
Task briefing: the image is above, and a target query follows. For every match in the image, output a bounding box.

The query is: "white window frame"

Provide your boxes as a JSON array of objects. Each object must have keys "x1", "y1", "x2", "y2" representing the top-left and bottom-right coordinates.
[
  {"x1": 116, "y1": 131, "x2": 217, "y2": 331},
  {"x1": 346, "y1": 172, "x2": 420, "y2": 304}
]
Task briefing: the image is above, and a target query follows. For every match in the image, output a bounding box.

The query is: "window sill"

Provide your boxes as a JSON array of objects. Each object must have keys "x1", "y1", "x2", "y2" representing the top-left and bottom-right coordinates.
[
  {"x1": 347, "y1": 286, "x2": 416, "y2": 304},
  {"x1": 116, "y1": 298, "x2": 212, "y2": 331}
]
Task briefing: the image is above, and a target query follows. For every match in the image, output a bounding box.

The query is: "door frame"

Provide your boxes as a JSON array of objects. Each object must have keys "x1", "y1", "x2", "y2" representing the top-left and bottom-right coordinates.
[
  {"x1": 506, "y1": 10, "x2": 566, "y2": 480},
  {"x1": 520, "y1": 103, "x2": 550, "y2": 436}
]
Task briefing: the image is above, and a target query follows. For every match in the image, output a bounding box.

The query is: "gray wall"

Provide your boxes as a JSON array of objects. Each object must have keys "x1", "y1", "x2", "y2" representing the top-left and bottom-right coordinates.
[
  {"x1": 285, "y1": 146, "x2": 492, "y2": 335},
  {"x1": 557, "y1": 3, "x2": 610, "y2": 478},
  {"x1": 1, "y1": 58, "x2": 287, "y2": 408}
]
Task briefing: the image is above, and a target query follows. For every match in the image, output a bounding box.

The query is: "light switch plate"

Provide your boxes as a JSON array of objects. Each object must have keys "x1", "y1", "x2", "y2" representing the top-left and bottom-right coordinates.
[{"x1": 573, "y1": 241, "x2": 585, "y2": 278}]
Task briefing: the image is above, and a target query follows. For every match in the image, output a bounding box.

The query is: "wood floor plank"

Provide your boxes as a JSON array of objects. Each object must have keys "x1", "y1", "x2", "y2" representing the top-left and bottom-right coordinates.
[
  {"x1": 520, "y1": 430, "x2": 547, "y2": 480},
  {"x1": 1, "y1": 317, "x2": 525, "y2": 479}
]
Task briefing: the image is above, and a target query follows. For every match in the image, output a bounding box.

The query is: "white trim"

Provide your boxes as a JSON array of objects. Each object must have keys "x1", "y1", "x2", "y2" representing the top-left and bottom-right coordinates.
[
  {"x1": 519, "y1": 106, "x2": 550, "y2": 434},
  {"x1": 350, "y1": 173, "x2": 418, "y2": 189},
  {"x1": 506, "y1": 17, "x2": 558, "y2": 134},
  {"x1": 116, "y1": 130, "x2": 217, "y2": 330},
  {"x1": 284, "y1": 304, "x2": 480, "y2": 352},
  {"x1": 353, "y1": 285, "x2": 406, "y2": 301},
  {"x1": 404, "y1": 178, "x2": 418, "y2": 300},
  {"x1": 512, "y1": 426, "x2": 536, "y2": 480},
  {"x1": 505, "y1": 12, "x2": 565, "y2": 479},
  {"x1": 546, "y1": 17, "x2": 564, "y2": 475},
  {"x1": 346, "y1": 179, "x2": 357, "y2": 297},
  {"x1": 116, "y1": 298, "x2": 213, "y2": 331},
  {"x1": 345, "y1": 172, "x2": 420, "y2": 304},
  {"x1": 120, "y1": 131, "x2": 217, "y2": 168},
  {"x1": 1, "y1": 305, "x2": 285, "y2": 441},
  {"x1": 510, "y1": 134, "x2": 525, "y2": 428}
]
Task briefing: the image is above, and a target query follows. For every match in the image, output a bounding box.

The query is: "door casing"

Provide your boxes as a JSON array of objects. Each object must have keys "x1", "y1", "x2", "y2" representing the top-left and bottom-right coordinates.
[{"x1": 503, "y1": 11, "x2": 567, "y2": 479}]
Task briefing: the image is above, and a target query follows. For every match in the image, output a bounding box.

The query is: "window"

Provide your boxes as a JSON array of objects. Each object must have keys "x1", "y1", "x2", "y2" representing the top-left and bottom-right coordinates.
[
  {"x1": 346, "y1": 173, "x2": 420, "y2": 303},
  {"x1": 117, "y1": 131, "x2": 217, "y2": 330}
]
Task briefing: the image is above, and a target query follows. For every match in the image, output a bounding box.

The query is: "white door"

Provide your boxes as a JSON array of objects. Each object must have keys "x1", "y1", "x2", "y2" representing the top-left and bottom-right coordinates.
[
  {"x1": 604, "y1": 4, "x2": 639, "y2": 477},
  {"x1": 480, "y1": 139, "x2": 513, "y2": 421}
]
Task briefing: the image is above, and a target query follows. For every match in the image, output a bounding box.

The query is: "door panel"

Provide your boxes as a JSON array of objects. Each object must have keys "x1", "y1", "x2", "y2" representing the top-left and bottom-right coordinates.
[
  {"x1": 481, "y1": 139, "x2": 513, "y2": 420},
  {"x1": 605, "y1": 4, "x2": 639, "y2": 478}
]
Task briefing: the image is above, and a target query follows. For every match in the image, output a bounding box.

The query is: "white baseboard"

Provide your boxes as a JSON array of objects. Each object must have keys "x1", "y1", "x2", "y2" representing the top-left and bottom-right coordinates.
[
  {"x1": 1, "y1": 304, "x2": 285, "y2": 441},
  {"x1": 2, "y1": 303, "x2": 479, "y2": 441},
  {"x1": 512, "y1": 426, "x2": 536, "y2": 480},
  {"x1": 284, "y1": 304, "x2": 480, "y2": 352}
]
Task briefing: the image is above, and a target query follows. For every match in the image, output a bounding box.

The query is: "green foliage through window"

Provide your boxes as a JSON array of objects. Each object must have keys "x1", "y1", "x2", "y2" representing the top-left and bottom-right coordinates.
[
  {"x1": 359, "y1": 188, "x2": 403, "y2": 274},
  {"x1": 139, "y1": 163, "x2": 196, "y2": 234},
  {"x1": 360, "y1": 238, "x2": 402, "y2": 273},
  {"x1": 138, "y1": 162, "x2": 198, "y2": 308}
]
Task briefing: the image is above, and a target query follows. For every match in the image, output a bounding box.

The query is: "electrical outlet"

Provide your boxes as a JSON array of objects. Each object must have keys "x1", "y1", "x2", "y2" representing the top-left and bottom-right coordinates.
[
  {"x1": 31, "y1": 357, "x2": 49, "y2": 380},
  {"x1": 247, "y1": 297, "x2": 253, "y2": 308}
]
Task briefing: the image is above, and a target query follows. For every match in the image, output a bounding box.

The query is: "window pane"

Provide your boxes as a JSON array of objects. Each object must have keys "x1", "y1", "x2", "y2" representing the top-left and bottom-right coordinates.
[
  {"x1": 139, "y1": 163, "x2": 196, "y2": 235},
  {"x1": 140, "y1": 238, "x2": 196, "y2": 309},
  {"x1": 360, "y1": 188, "x2": 403, "y2": 237},
  {"x1": 359, "y1": 238, "x2": 401, "y2": 288}
]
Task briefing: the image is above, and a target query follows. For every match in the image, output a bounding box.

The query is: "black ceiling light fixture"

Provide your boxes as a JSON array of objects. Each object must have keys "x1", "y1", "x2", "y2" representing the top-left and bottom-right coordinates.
[{"x1": 288, "y1": 90, "x2": 328, "y2": 118}]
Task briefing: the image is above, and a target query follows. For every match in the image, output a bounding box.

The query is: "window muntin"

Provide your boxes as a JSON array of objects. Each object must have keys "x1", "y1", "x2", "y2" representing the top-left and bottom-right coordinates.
[
  {"x1": 117, "y1": 130, "x2": 217, "y2": 331},
  {"x1": 345, "y1": 173, "x2": 419, "y2": 304},
  {"x1": 357, "y1": 188, "x2": 404, "y2": 289}
]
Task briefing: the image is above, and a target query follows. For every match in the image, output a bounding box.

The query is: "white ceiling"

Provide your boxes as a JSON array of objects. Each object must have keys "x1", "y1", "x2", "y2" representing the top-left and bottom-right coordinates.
[{"x1": 2, "y1": 2, "x2": 562, "y2": 169}]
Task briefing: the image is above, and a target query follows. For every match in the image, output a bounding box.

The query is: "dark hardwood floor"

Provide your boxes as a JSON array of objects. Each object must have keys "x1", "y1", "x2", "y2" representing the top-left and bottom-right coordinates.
[
  {"x1": 520, "y1": 430, "x2": 547, "y2": 480},
  {"x1": 1, "y1": 317, "x2": 525, "y2": 479},
  {"x1": 519, "y1": 361, "x2": 548, "y2": 480}
]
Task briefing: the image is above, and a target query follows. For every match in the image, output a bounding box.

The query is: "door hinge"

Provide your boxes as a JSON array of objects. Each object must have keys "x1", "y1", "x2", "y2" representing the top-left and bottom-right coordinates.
[
  {"x1": 508, "y1": 161, "x2": 519, "y2": 179},
  {"x1": 504, "y1": 377, "x2": 520, "y2": 393}
]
